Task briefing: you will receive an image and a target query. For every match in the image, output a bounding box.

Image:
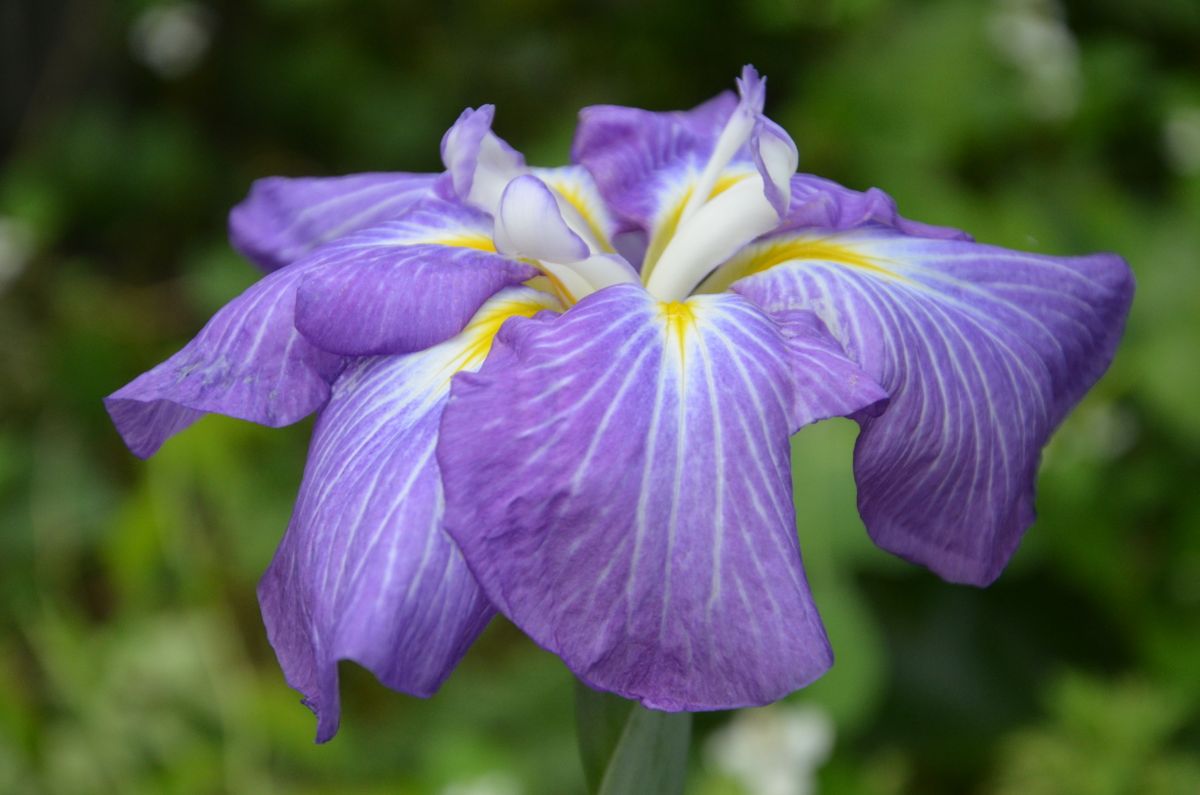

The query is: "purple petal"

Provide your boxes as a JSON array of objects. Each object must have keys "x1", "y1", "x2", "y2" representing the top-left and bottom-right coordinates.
[
  {"x1": 574, "y1": 69, "x2": 796, "y2": 282},
  {"x1": 293, "y1": 198, "x2": 537, "y2": 356},
  {"x1": 730, "y1": 226, "x2": 1134, "y2": 585},
  {"x1": 259, "y1": 286, "x2": 559, "y2": 742},
  {"x1": 229, "y1": 173, "x2": 437, "y2": 272},
  {"x1": 571, "y1": 92, "x2": 737, "y2": 232},
  {"x1": 105, "y1": 262, "x2": 343, "y2": 458},
  {"x1": 785, "y1": 175, "x2": 972, "y2": 241},
  {"x1": 692, "y1": 67, "x2": 795, "y2": 219},
  {"x1": 259, "y1": 358, "x2": 484, "y2": 743},
  {"x1": 437, "y1": 285, "x2": 885, "y2": 710}
]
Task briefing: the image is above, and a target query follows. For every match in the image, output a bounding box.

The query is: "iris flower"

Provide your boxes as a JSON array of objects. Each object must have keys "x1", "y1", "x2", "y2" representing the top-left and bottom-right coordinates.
[{"x1": 105, "y1": 67, "x2": 1133, "y2": 741}]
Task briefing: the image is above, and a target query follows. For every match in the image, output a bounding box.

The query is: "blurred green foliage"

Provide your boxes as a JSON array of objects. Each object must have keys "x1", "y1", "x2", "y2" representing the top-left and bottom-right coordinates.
[{"x1": 1, "y1": 0, "x2": 1197, "y2": 792}]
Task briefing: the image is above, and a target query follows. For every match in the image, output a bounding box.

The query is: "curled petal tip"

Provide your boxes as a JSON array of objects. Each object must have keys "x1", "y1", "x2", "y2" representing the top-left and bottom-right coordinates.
[
  {"x1": 495, "y1": 175, "x2": 590, "y2": 263},
  {"x1": 440, "y1": 104, "x2": 524, "y2": 214},
  {"x1": 441, "y1": 105, "x2": 496, "y2": 147},
  {"x1": 752, "y1": 119, "x2": 800, "y2": 215}
]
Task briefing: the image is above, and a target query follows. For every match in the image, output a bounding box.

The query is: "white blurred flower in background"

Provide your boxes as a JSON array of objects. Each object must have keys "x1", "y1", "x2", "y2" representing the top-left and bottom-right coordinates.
[
  {"x1": 707, "y1": 704, "x2": 835, "y2": 795},
  {"x1": 0, "y1": 215, "x2": 34, "y2": 294},
  {"x1": 1164, "y1": 105, "x2": 1200, "y2": 177},
  {"x1": 440, "y1": 772, "x2": 522, "y2": 795},
  {"x1": 129, "y1": 2, "x2": 214, "y2": 80},
  {"x1": 988, "y1": 0, "x2": 1082, "y2": 122}
]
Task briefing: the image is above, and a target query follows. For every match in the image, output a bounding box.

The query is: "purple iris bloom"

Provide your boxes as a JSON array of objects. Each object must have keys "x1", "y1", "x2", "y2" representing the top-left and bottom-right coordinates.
[{"x1": 105, "y1": 66, "x2": 1133, "y2": 741}]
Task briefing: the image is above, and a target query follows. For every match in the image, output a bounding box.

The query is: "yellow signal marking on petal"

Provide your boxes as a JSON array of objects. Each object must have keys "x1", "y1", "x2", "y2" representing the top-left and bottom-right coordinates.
[
  {"x1": 640, "y1": 172, "x2": 752, "y2": 286},
  {"x1": 420, "y1": 235, "x2": 577, "y2": 309},
  {"x1": 697, "y1": 236, "x2": 907, "y2": 293},
  {"x1": 514, "y1": 256, "x2": 577, "y2": 308},
  {"x1": 659, "y1": 300, "x2": 696, "y2": 363},
  {"x1": 423, "y1": 238, "x2": 574, "y2": 306},
  {"x1": 528, "y1": 263, "x2": 578, "y2": 307},
  {"x1": 545, "y1": 180, "x2": 615, "y2": 253},
  {"x1": 522, "y1": 275, "x2": 556, "y2": 294},
  {"x1": 641, "y1": 188, "x2": 692, "y2": 286},
  {"x1": 427, "y1": 233, "x2": 497, "y2": 252},
  {"x1": 439, "y1": 295, "x2": 559, "y2": 381},
  {"x1": 707, "y1": 172, "x2": 750, "y2": 200}
]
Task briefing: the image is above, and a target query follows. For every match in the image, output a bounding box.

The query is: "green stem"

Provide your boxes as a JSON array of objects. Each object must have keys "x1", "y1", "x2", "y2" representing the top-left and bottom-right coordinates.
[{"x1": 574, "y1": 680, "x2": 692, "y2": 795}]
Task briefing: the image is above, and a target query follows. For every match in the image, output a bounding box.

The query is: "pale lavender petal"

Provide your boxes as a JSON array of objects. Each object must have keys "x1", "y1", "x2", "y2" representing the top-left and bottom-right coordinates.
[
  {"x1": 105, "y1": 262, "x2": 342, "y2": 458},
  {"x1": 751, "y1": 119, "x2": 799, "y2": 216},
  {"x1": 493, "y1": 175, "x2": 590, "y2": 263},
  {"x1": 532, "y1": 165, "x2": 623, "y2": 254},
  {"x1": 438, "y1": 285, "x2": 885, "y2": 710},
  {"x1": 696, "y1": 66, "x2": 795, "y2": 218},
  {"x1": 731, "y1": 226, "x2": 1134, "y2": 585},
  {"x1": 293, "y1": 198, "x2": 536, "y2": 356},
  {"x1": 229, "y1": 173, "x2": 437, "y2": 272},
  {"x1": 259, "y1": 286, "x2": 559, "y2": 742},
  {"x1": 735, "y1": 64, "x2": 767, "y2": 113},
  {"x1": 439, "y1": 105, "x2": 526, "y2": 215}
]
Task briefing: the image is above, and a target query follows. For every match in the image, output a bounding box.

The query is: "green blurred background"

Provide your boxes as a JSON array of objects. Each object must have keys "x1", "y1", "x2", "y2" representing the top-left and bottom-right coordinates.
[{"x1": 1, "y1": 0, "x2": 1198, "y2": 792}]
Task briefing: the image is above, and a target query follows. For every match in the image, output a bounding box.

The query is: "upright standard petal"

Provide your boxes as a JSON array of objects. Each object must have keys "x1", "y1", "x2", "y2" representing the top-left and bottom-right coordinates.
[
  {"x1": 438, "y1": 285, "x2": 886, "y2": 711},
  {"x1": 105, "y1": 261, "x2": 343, "y2": 458},
  {"x1": 574, "y1": 67, "x2": 797, "y2": 292},
  {"x1": 572, "y1": 93, "x2": 736, "y2": 230},
  {"x1": 720, "y1": 224, "x2": 1134, "y2": 585},
  {"x1": 293, "y1": 198, "x2": 537, "y2": 356},
  {"x1": 229, "y1": 173, "x2": 437, "y2": 272},
  {"x1": 439, "y1": 105, "x2": 527, "y2": 216},
  {"x1": 259, "y1": 287, "x2": 561, "y2": 742}
]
